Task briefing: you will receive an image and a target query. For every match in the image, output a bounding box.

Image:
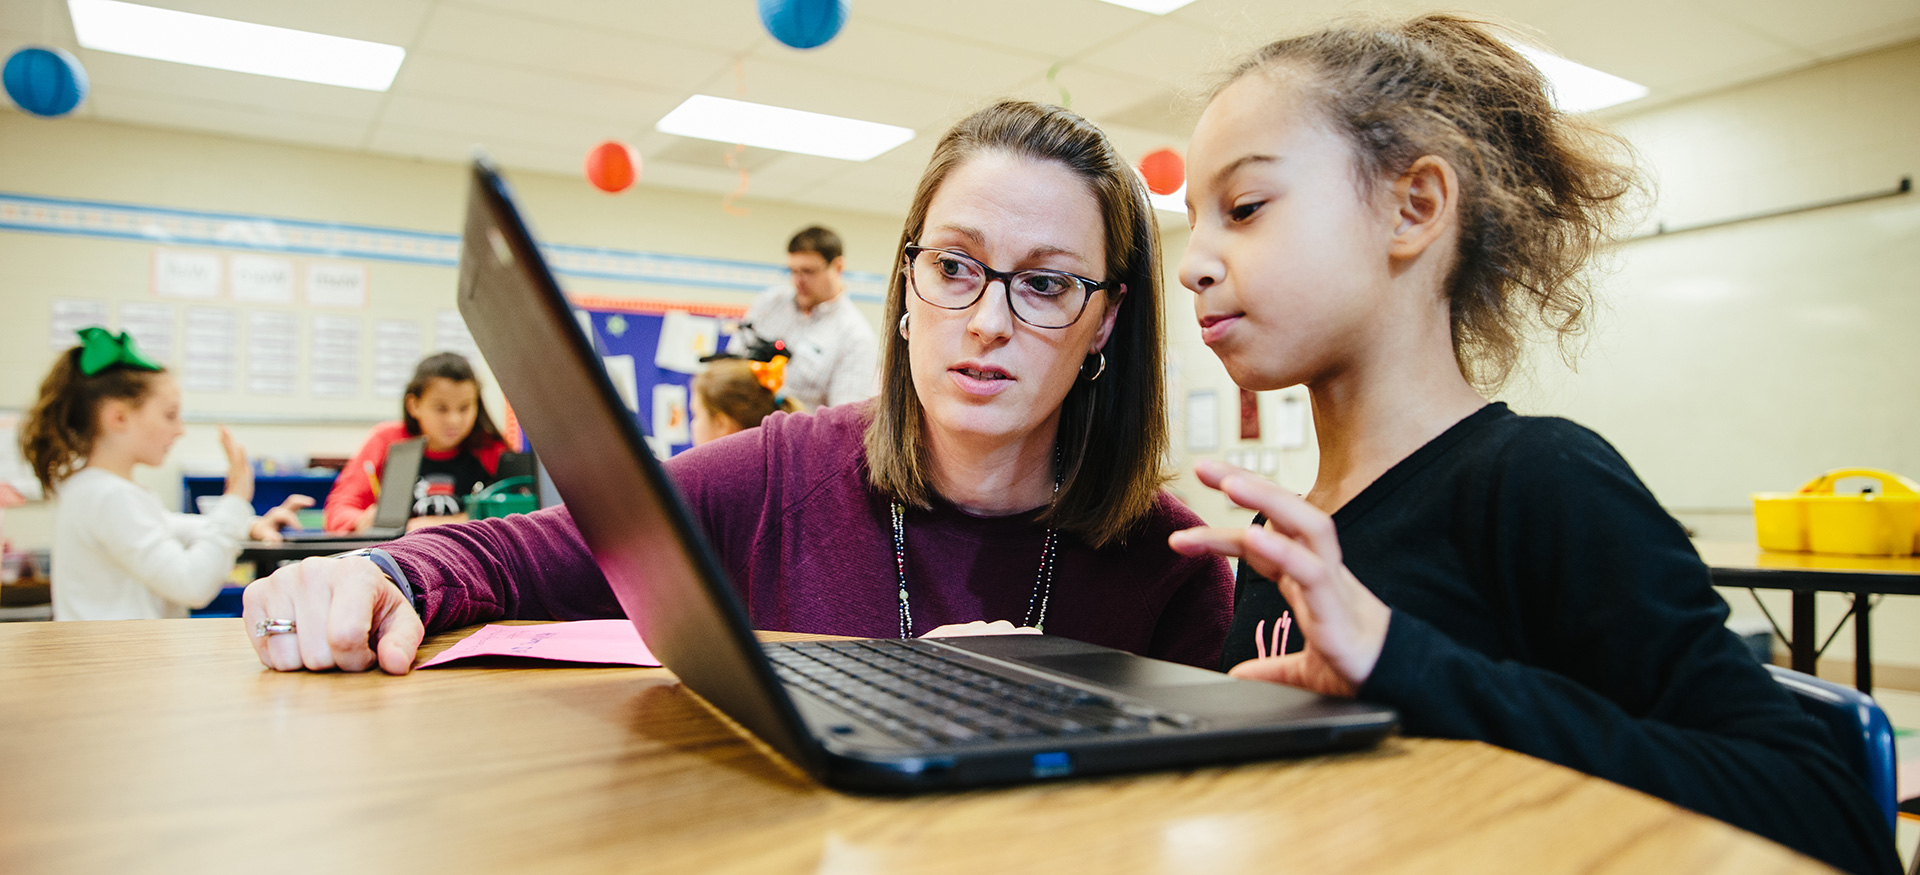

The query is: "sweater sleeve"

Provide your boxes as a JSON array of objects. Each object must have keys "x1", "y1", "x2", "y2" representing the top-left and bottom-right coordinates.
[
  {"x1": 380, "y1": 428, "x2": 773, "y2": 633},
  {"x1": 1357, "y1": 421, "x2": 1900, "y2": 875},
  {"x1": 87, "y1": 490, "x2": 250, "y2": 609}
]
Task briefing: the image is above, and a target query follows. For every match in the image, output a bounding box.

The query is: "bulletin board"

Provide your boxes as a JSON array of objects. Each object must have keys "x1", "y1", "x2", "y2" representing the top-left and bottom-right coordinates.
[{"x1": 561, "y1": 296, "x2": 748, "y2": 458}]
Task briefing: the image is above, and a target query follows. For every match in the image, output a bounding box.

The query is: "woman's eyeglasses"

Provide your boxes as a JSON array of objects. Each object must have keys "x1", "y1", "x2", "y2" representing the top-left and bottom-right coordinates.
[{"x1": 903, "y1": 245, "x2": 1111, "y2": 329}]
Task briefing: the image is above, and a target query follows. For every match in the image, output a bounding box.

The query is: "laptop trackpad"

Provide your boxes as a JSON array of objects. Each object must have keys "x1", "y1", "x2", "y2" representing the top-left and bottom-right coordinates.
[{"x1": 1019, "y1": 651, "x2": 1236, "y2": 688}]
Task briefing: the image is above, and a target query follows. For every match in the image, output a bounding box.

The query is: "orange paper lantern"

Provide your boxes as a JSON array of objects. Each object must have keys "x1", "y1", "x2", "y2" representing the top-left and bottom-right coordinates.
[
  {"x1": 1138, "y1": 147, "x2": 1185, "y2": 196},
  {"x1": 585, "y1": 140, "x2": 640, "y2": 193}
]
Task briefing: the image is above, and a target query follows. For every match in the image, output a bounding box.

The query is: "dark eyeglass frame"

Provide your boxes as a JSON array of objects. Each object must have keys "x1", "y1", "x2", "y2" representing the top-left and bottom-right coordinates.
[{"x1": 902, "y1": 245, "x2": 1113, "y2": 329}]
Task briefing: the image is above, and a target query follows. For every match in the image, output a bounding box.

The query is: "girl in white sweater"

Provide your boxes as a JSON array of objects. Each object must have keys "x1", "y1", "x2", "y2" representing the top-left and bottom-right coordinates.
[{"x1": 21, "y1": 328, "x2": 305, "y2": 620}]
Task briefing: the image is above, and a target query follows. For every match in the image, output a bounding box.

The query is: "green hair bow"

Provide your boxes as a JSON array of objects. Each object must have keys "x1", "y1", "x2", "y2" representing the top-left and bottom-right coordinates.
[{"x1": 76, "y1": 326, "x2": 163, "y2": 376}]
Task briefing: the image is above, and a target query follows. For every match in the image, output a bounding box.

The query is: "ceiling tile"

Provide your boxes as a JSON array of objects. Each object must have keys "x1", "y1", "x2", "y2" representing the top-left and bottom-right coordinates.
[
  {"x1": 389, "y1": 54, "x2": 681, "y2": 129},
  {"x1": 375, "y1": 92, "x2": 645, "y2": 152},
  {"x1": 695, "y1": 56, "x2": 962, "y2": 135},
  {"x1": 87, "y1": 87, "x2": 371, "y2": 150},
  {"x1": 1077, "y1": 16, "x2": 1247, "y2": 93},
  {"x1": 1694, "y1": 0, "x2": 1920, "y2": 59},
  {"x1": 365, "y1": 122, "x2": 580, "y2": 176},
  {"x1": 859, "y1": 0, "x2": 1155, "y2": 60},
  {"x1": 747, "y1": 18, "x2": 1052, "y2": 97},
  {"x1": 1000, "y1": 61, "x2": 1165, "y2": 121},
  {"x1": 443, "y1": 0, "x2": 767, "y2": 55},
  {"x1": 415, "y1": 4, "x2": 735, "y2": 93}
]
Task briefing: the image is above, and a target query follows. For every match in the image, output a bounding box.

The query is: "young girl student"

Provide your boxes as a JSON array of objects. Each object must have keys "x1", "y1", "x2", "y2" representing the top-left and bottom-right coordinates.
[
  {"x1": 322, "y1": 352, "x2": 509, "y2": 533},
  {"x1": 23, "y1": 328, "x2": 306, "y2": 620},
  {"x1": 690, "y1": 357, "x2": 805, "y2": 446},
  {"x1": 1167, "y1": 16, "x2": 1898, "y2": 875}
]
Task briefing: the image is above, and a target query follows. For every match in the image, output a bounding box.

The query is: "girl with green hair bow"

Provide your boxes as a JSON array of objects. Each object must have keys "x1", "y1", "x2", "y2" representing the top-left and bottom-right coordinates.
[{"x1": 20, "y1": 327, "x2": 307, "y2": 620}]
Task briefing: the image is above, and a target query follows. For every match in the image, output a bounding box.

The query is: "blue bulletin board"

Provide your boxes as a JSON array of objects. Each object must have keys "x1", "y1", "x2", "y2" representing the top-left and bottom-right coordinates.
[{"x1": 550, "y1": 297, "x2": 747, "y2": 458}]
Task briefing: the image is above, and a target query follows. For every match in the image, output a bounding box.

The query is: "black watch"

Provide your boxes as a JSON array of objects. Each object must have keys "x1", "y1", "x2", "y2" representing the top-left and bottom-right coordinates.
[{"x1": 336, "y1": 547, "x2": 424, "y2": 617}]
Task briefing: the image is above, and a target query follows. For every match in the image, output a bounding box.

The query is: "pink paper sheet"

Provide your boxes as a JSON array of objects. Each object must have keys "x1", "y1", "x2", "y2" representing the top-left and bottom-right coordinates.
[{"x1": 418, "y1": 620, "x2": 659, "y2": 668}]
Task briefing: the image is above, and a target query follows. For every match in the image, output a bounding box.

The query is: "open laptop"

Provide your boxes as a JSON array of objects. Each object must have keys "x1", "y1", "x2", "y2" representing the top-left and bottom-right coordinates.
[
  {"x1": 281, "y1": 437, "x2": 423, "y2": 541},
  {"x1": 455, "y1": 156, "x2": 1397, "y2": 792}
]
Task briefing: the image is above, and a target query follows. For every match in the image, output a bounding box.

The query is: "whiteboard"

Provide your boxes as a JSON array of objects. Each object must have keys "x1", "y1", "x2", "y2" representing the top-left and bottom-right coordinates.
[{"x1": 1507, "y1": 193, "x2": 1920, "y2": 509}]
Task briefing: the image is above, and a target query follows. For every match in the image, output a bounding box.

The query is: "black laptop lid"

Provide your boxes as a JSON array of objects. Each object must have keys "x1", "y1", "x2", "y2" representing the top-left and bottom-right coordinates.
[{"x1": 454, "y1": 157, "x2": 825, "y2": 779}]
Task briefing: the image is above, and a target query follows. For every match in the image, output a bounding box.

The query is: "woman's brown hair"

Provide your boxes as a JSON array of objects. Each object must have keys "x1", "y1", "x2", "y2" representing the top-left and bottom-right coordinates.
[
  {"x1": 403, "y1": 352, "x2": 505, "y2": 453},
  {"x1": 1222, "y1": 14, "x2": 1639, "y2": 390},
  {"x1": 864, "y1": 100, "x2": 1168, "y2": 549},
  {"x1": 693, "y1": 359, "x2": 805, "y2": 430},
  {"x1": 20, "y1": 348, "x2": 166, "y2": 495}
]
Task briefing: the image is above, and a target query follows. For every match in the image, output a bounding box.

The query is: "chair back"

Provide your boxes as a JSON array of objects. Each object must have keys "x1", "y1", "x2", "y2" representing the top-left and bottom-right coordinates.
[{"x1": 1766, "y1": 665, "x2": 1898, "y2": 830}]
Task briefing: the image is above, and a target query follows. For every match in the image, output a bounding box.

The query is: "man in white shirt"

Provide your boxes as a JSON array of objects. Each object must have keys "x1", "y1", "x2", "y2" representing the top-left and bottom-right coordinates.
[{"x1": 731, "y1": 226, "x2": 878, "y2": 409}]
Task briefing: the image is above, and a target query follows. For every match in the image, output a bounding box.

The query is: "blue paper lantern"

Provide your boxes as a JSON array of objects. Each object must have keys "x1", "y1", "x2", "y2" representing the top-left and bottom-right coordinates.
[
  {"x1": 3, "y1": 47, "x2": 89, "y2": 118},
  {"x1": 758, "y1": 0, "x2": 849, "y2": 50}
]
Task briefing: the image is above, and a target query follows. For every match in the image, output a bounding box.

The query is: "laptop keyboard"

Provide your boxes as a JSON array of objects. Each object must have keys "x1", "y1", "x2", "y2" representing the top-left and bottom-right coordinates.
[{"x1": 765, "y1": 639, "x2": 1196, "y2": 748}]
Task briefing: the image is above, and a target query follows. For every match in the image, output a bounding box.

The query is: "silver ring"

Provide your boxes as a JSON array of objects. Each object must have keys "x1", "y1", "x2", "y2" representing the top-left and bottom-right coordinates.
[{"x1": 254, "y1": 618, "x2": 296, "y2": 638}]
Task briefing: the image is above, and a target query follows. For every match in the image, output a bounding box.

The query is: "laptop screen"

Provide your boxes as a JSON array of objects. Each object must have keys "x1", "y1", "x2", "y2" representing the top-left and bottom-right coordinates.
[{"x1": 453, "y1": 158, "x2": 824, "y2": 779}]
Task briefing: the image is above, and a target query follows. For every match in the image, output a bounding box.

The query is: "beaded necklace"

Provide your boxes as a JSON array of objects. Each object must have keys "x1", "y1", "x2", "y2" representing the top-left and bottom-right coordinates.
[{"x1": 890, "y1": 472, "x2": 1061, "y2": 639}]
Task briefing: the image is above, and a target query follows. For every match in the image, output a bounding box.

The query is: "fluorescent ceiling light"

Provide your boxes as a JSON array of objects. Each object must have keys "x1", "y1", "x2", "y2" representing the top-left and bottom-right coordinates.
[
  {"x1": 67, "y1": 0, "x2": 406, "y2": 91},
  {"x1": 1095, "y1": 0, "x2": 1199, "y2": 13},
  {"x1": 656, "y1": 95, "x2": 913, "y2": 162},
  {"x1": 1511, "y1": 44, "x2": 1648, "y2": 113}
]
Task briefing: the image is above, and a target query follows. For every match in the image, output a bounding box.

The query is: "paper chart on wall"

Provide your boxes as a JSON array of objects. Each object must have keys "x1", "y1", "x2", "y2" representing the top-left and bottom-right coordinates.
[
  {"x1": 305, "y1": 263, "x2": 368, "y2": 309},
  {"x1": 1276, "y1": 396, "x2": 1309, "y2": 450},
  {"x1": 246, "y1": 311, "x2": 299, "y2": 397},
  {"x1": 433, "y1": 309, "x2": 478, "y2": 360},
  {"x1": 0, "y1": 410, "x2": 42, "y2": 501},
  {"x1": 601, "y1": 355, "x2": 639, "y2": 414},
  {"x1": 182, "y1": 307, "x2": 238, "y2": 393},
  {"x1": 231, "y1": 255, "x2": 295, "y2": 304},
  {"x1": 48, "y1": 298, "x2": 109, "y2": 350},
  {"x1": 153, "y1": 250, "x2": 222, "y2": 299},
  {"x1": 118, "y1": 302, "x2": 177, "y2": 367},
  {"x1": 373, "y1": 320, "x2": 423, "y2": 399},
  {"x1": 1186, "y1": 390, "x2": 1218, "y2": 453},
  {"x1": 309, "y1": 315, "x2": 362, "y2": 398}
]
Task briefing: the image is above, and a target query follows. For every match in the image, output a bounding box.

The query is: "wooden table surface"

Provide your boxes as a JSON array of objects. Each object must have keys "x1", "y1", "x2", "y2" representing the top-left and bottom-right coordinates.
[
  {"x1": 1695, "y1": 539, "x2": 1920, "y2": 592},
  {"x1": 0, "y1": 619, "x2": 1835, "y2": 875}
]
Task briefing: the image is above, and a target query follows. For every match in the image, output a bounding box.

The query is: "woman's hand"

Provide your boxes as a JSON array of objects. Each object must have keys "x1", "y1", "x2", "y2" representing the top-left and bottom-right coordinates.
[
  {"x1": 1168, "y1": 459, "x2": 1391, "y2": 697},
  {"x1": 241, "y1": 555, "x2": 424, "y2": 674},
  {"x1": 219, "y1": 426, "x2": 254, "y2": 503},
  {"x1": 920, "y1": 620, "x2": 1042, "y2": 638},
  {"x1": 249, "y1": 495, "x2": 315, "y2": 544}
]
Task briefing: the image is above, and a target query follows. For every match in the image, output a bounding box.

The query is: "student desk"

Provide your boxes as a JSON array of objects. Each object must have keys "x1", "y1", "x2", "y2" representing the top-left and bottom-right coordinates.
[
  {"x1": 1695, "y1": 539, "x2": 1920, "y2": 694},
  {"x1": 236, "y1": 538, "x2": 390, "y2": 566},
  {"x1": 0, "y1": 620, "x2": 1834, "y2": 874}
]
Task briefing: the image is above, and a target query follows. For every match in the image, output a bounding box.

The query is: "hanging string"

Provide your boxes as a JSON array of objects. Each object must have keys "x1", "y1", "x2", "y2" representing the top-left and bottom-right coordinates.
[{"x1": 721, "y1": 58, "x2": 752, "y2": 217}]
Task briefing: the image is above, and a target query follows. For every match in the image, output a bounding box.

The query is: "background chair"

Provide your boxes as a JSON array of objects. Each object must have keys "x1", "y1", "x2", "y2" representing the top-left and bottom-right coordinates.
[{"x1": 1765, "y1": 665, "x2": 1898, "y2": 834}]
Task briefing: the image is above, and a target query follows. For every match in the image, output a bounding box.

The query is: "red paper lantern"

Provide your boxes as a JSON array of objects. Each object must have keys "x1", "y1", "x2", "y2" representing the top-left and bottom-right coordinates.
[
  {"x1": 1138, "y1": 147, "x2": 1185, "y2": 196},
  {"x1": 585, "y1": 141, "x2": 640, "y2": 193}
]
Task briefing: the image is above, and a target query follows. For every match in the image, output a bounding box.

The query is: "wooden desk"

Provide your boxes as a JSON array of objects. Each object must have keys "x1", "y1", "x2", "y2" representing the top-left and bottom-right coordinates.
[
  {"x1": 1695, "y1": 539, "x2": 1920, "y2": 693},
  {"x1": 0, "y1": 620, "x2": 1835, "y2": 875}
]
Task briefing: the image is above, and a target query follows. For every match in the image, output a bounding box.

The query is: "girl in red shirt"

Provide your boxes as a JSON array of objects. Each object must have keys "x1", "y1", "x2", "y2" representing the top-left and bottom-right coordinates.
[{"x1": 323, "y1": 353, "x2": 508, "y2": 532}]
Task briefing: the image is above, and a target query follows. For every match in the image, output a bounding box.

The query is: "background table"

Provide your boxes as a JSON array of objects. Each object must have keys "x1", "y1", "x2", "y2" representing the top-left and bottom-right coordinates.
[
  {"x1": 0, "y1": 620, "x2": 1836, "y2": 874},
  {"x1": 1696, "y1": 539, "x2": 1920, "y2": 693}
]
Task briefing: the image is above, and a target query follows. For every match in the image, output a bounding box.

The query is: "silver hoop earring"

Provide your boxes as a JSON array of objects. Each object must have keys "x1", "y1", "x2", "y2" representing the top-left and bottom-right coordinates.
[
  {"x1": 1082, "y1": 351, "x2": 1106, "y2": 382},
  {"x1": 898, "y1": 312, "x2": 910, "y2": 340}
]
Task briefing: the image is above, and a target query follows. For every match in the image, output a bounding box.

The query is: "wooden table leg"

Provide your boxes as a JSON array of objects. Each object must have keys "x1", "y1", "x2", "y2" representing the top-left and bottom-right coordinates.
[
  {"x1": 1854, "y1": 592, "x2": 1872, "y2": 695},
  {"x1": 1791, "y1": 590, "x2": 1815, "y2": 675}
]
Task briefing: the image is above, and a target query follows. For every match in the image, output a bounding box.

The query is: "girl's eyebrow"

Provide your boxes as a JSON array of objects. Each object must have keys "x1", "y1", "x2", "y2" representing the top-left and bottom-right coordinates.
[{"x1": 1210, "y1": 153, "x2": 1280, "y2": 189}]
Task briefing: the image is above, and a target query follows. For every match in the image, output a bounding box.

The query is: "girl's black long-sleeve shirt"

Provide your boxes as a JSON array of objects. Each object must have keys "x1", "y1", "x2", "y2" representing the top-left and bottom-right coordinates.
[{"x1": 1221, "y1": 403, "x2": 1899, "y2": 875}]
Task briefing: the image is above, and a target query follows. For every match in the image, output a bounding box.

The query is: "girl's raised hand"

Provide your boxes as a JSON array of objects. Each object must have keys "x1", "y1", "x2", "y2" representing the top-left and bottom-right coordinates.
[
  {"x1": 218, "y1": 426, "x2": 254, "y2": 503},
  {"x1": 1168, "y1": 459, "x2": 1392, "y2": 697}
]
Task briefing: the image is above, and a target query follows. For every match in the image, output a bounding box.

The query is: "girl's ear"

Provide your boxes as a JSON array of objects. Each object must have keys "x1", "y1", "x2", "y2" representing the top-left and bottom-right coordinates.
[
  {"x1": 97, "y1": 398, "x2": 133, "y2": 434},
  {"x1": 402, "y1": 393, "x2": 422, "y2": 420},
  {"x1": 1387, "y1": 155, "x2": 1459, "y2": 262}
]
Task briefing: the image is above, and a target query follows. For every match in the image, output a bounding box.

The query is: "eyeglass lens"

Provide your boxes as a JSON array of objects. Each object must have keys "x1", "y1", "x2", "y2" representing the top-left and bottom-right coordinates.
[{"x1": 908, "y1": 249, "x2": 1089, "y2": 328}]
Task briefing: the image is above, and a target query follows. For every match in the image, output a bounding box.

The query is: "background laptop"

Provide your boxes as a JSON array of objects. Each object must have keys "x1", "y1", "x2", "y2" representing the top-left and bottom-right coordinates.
[
  {"x1": 281, "y1": 437, "x2": 423, "y2": 542},
  {"x1": 456, "y1": 156, "x2": 1396, "y2": 792}
]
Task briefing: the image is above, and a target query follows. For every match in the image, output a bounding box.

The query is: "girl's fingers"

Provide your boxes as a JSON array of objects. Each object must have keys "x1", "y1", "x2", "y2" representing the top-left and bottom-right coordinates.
[{"x1": 1167, "y1": 526, "x2": 1251, "y2": 558}]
